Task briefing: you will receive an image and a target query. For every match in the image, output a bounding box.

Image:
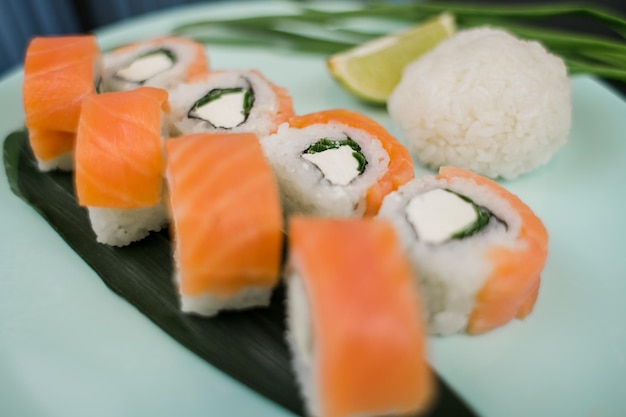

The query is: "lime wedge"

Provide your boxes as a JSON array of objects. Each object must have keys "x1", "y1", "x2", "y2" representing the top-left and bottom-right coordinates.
[{"x1": 327, "y1": 13, "x2": 456, "y2": 104}]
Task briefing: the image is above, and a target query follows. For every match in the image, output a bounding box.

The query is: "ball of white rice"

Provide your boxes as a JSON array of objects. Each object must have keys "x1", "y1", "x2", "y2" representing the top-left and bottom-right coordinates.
[{"x1": 388, "y1": 27, "x2": 571, "y2": 179}]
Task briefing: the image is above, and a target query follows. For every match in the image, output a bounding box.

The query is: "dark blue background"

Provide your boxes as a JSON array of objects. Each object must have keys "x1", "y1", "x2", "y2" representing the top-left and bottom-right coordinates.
[{"x1": 0, "y1": 0, "x2": 216, "y2": 76}]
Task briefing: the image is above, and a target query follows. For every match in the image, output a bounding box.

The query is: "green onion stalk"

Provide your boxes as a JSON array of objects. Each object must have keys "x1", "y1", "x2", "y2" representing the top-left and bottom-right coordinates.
[{"x1": 171, "y1": 1, "x2": 626, "y2": 83}]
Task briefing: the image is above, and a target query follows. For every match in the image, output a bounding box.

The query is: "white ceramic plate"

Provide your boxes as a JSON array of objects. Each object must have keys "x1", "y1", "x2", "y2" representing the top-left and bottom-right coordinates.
[{"x1": 1, "y1": 2, "x2": 625, "y2": 416}]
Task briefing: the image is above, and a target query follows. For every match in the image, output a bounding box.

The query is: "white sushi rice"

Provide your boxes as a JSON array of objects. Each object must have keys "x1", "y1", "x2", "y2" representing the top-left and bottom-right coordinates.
[
  {"x1": 101, "y1": 38, "x2": 204, "y2": 92},
  {"x1": 178, "y1": 285, "x2": 273, "y2": 317},
  {"x1": 167, "y1": 70, "x2": 284, "y2": 138},
  {"x1": 388, "y1": 27, "x2": 572, "y2": 179},
  {"x1": 377, "y1": 175, "x2": 522, "y2": 335},
  {"x1": 37, "y1": 152, "x2": 74, "y2": 172},
  {"x1": 87, "y1": 203, "x2": 168, "y2": 247},
  {"x1": 285, "y1": 271, "x2": 320, "y2": 417},
  {"x1": 261, "y1": 122, "x2": 390, "y2": 218}
]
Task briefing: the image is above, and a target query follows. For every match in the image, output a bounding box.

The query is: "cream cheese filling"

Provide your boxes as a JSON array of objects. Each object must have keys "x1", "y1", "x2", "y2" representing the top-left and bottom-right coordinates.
[
  {"x1": 302, "y1": 145, "x2": 361, "y2": 186},
  {"x1": 193, "y1": 90, "x2": 248, "y2": 128},
  {"x1": 115, "y1": 51, "x2": 174, "y2": 83},
  {"x1": 406, "y1": 188, "x2": 478, "y2": 244}
]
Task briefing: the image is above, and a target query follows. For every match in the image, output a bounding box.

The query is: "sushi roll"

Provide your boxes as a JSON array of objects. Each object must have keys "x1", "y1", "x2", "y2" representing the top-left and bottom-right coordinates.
[
  {"x1": 376, "y1": 166, "x2": 549, "y2": 335},
  {"x1": 22, "y1": 35, "x2": 102, "y2": 171},
  {"x1": 74, "y1": 87, "x2": 170, "y2": 246},
  {"x1": 101, "y1": 36, "x2": 208, "y2": 92},
  {"x1": 166, "y1": 69, "x2": 293, "y2": 138},
  {"x1": 164, "y1": 132, "x2": 283, "y2": 316},
  {"x1": 286, "y1": 216, "x2": 434, "y2": 417},
  {"x1": 261, "y1": 109, "x2": 414, "y2": 218}
]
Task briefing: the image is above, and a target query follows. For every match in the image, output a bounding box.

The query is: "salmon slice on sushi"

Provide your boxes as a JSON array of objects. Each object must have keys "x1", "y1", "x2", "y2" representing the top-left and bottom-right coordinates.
[
  {"x1": 377, "y1": 166, "x2": 549, "y2": 335},
  {"x1": 286, "y1": 216, "x2": 434, "y2": 417},
  {"x1": 261, "y1": 109, "x2": 414, "y2": 218},
  {"x1": 100, "y1": 36, "x2": 209, "y2": 92},
  {"x1": 22, "y1": 35, "x2": 102, "y2": 171},
  {"x1": 26, "y1": 129, "x2": 75, "y2": 172},
  {"x1": 74, "y1": 87, "x2": 170, "y2": 246},
  {"x1": 166, "y1": 69, "x2": 293, "y2": 138},
  {"x1": 164, "y1": 132, "x2": 283, "y2": 316}
]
